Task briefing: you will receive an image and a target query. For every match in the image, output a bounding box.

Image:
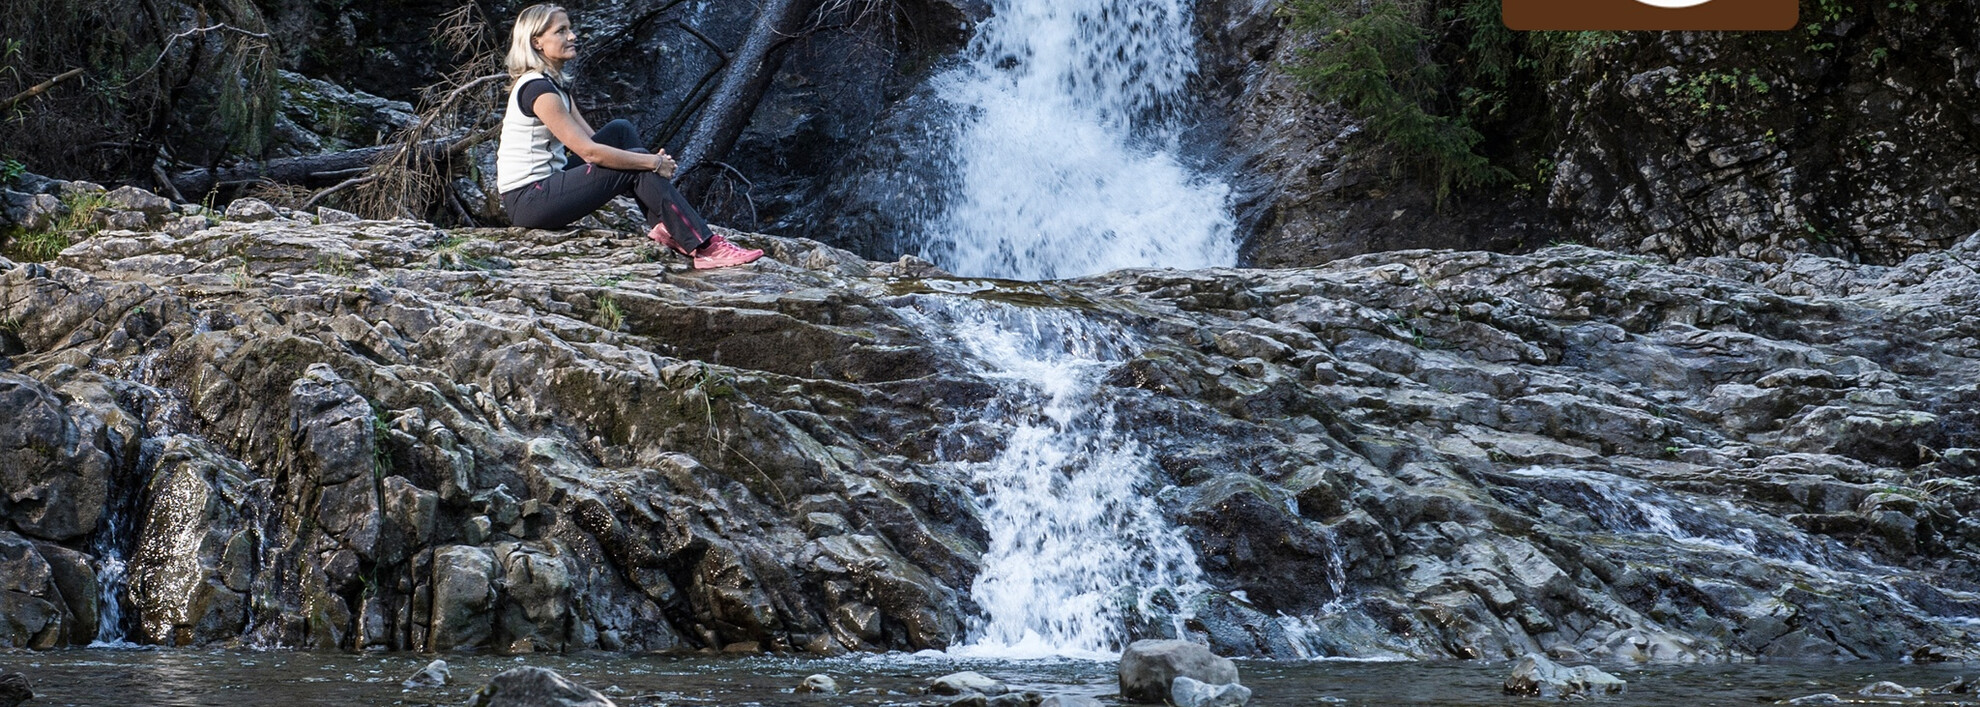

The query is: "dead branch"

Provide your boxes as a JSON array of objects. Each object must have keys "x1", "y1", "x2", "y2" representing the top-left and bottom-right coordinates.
[
  {"x1": 119, "y1": 23, "x2": 273, "y2": 88},
  {"x1": 0, "y1": 68, "x2": 85, "y2": 112},
  {"x1": 168, "y1": 136, "x2": 460, "y2": 197}
]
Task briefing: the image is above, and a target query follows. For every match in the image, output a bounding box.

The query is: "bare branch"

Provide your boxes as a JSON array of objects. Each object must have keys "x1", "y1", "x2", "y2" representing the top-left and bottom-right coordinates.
[
  {"x1": 0, "y1": 68, "x2": 85, "y2": 112},
  {"x1": 118, "y1": 23, "x2": 273, "y2": 89}
]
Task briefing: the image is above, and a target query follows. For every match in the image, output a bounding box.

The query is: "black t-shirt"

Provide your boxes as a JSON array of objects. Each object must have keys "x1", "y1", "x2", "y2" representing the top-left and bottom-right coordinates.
[{"x1": 517, "y1": 77, "x2": 564, "y2": 119}]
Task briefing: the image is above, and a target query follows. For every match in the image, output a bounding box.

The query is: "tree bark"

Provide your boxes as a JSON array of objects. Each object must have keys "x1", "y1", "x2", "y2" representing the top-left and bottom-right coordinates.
[{"x1": 674, "y1": 0, "x2": 821, "y2": 195}]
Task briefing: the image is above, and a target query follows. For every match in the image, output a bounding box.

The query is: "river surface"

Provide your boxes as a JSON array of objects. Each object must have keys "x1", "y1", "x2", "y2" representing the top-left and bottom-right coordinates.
[{"x1": 4, "y1": 649, "x2": 1977, "y2": 706}]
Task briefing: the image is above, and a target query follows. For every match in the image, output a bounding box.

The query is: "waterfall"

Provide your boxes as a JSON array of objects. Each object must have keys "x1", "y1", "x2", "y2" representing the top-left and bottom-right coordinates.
[
  {"x1": 911, "y1": 297, "x2": 1207, "y2": 658},
  {"x1": 916, "y1": 0, "x2": 1239, "y2": 280},
  {"x1": 88, "y1": 437, "x2": 159, "y2": 647}
]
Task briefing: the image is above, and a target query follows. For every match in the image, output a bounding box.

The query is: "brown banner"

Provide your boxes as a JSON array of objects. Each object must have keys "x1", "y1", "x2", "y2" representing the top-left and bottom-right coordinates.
[{"x1": 1503, "y1": 0, "x2": 1799, "y2": 31}]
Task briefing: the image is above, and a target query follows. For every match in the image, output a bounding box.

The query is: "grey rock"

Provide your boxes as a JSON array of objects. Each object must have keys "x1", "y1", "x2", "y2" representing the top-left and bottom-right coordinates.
[
  {"x1": 224, "y1": 198, "x2": 281, "y2": 222},
  {"x1": 1038, "y1": 696, "x2": 1104, "y2": 707},
  {"x1": 1120, "y1": 640, "x2": 1239, "y2": 703},
  {"x1": 984, "y1": 693, "x2": 1031, "y2": 707},
  {"x1": 1502, "y1": 654, "x2": 1626, "y2": 699},
  {"x1": 797, "y1": 674, "x2": 837, "y2": 694},
  {"x1": 0, "y1": 374, "x2": 111, "y2": 542},
  {"x1": 1171, "y1": 676, "x2": 1251, "y2": 707},
  {"x1": 1857, "y1": 681, "x2": 1919, "y2": 697},
  {"x1": 316, "y1": 206, "x2": 361, "y2": 224},
  {"x1": 931, "y1": 671, "x2": 1006, "y2": 696},
  {"x1": 1786, "y1": 695, "x2": 1845, "y2": 705},
  {"x1": 403, "y1": 658, "x2": 450, "y2": 688},
  {"x1": 104, "y1": 186, "x2": 172, "y2": 226},
  {"x1": 466, "y1": 666, "x2": 616, "y2": 707}
]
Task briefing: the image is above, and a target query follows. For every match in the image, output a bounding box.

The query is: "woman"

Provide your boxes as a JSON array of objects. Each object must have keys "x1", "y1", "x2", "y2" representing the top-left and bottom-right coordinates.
[{"x1": 497, "y1": 4, "x2": 761, "y2": 269}]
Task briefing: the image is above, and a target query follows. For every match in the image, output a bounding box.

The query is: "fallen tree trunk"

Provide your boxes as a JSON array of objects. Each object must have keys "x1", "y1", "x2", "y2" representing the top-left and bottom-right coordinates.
[
  {"x1": 674, "y1": 0, "x2": 821, "y2": 194},
  {"x1": 169, "y1": 136, "x2": 460, "y2": 199}
]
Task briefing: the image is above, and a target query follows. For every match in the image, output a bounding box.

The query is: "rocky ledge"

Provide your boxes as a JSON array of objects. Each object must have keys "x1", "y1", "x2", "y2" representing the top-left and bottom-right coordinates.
[{"x1": 2, "y1": 201, "x2": 1977, "y2": 660}]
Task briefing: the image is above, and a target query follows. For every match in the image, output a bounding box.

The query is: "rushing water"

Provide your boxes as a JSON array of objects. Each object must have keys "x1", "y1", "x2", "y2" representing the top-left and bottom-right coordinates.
[
  {"x1": 6, "y1": 650, "x2": 1978, "y2": 706},
  {"x1": 909, "y1": 297, "x2": 1207, "y2": 658},
  {"x1": 915, "y1": 0, "x2": 1239, "y2": 279}
]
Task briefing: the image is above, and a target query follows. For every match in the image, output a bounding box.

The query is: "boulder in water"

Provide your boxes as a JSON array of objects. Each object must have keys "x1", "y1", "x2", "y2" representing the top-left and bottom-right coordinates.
[
  {"x1": 1171, "y1": 676, "x2": 1252, "y2": 707},
  {"x1": 797, "y1": 674, "x2": 838, "y2": 694},
  {"x1": 1858, "y1": 681, "x2": 1920, "y2": 697},
  {"x1": 931, "y1": 671, "x2": 1007, "y2": 696},
  {"x1": 1039, "y1": 696, "x2": 1104, "y2": 707},
  {"x1": 465, "y1": 667, "x2": 615, "y2": 707},
  {"x1": 1929, "y1": 676, "x2": 1971, "y2": 694},
  {"x1": 402, "y1": 659, "x2": 449, "y2": 688},
  {"x1": 0, "y1": 672, "x2": 31, "y2": 707},
  {"x1": 1785, "y1": 695, "x2": 1845, "y2": 705},
  {"x1": 1119, "y1": 639, "x2": 1240, "y2": 703},
  {"x1": 1501, "y1": 654, "x2": 1626, "y2": 699}
]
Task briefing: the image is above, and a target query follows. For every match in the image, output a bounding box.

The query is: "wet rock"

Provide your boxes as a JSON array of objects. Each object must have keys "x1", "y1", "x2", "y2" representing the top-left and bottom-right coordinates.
[
  {"x1": 465, "y1": 666, "x2": 616, "y2": 707},
  {"x1": 931, "y1": 671, "x2": 1006, "y2": 696},
  {"x1": 0, "y1": 374, "x2": 111, "y2": 542},
  {"x1": 1502, "y1": 654, "x2": 1626, "y2": 699},
  {"x1": 1857, "y1": 681, "x2": 1919, "y2": 697},
  {"x1": 1120, "y1": 639, "x2": 1240, "y2": 703},
  {"x1": 797, "y1": 674, "x2": 837, "y2": 694},
  {"x1": 1171, "y1": 676, "x2": 1251, "y2": 707},
  {"x1": 1786, "y1": 695, "x2": 1844, "y2": 705},
  {"x1": 1038, "y1": 696, "x2": 1104, "y2": 707},
  {"x1": 1929, "y1": 676, "x2": 1971, "y2": 694},
  {"x1": 428, "y1": 545, "x2": 497, "y2": 650},
  {"x1": 0, "y1": 672, "x2": 30, "y2": 707},
  {"x1": 403, "y1": 658, "x2": 450, "y2": 688}
]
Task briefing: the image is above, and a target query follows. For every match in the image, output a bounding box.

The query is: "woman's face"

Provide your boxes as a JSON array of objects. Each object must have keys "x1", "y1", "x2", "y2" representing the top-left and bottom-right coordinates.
[{"x1": 535, "y1": 11, "x2": 578, "y2": 64}]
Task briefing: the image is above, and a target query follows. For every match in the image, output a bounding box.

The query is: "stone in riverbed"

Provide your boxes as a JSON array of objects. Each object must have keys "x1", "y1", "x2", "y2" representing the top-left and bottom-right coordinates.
[
  {"x1": 797, "y1": 674, "x2": 837, "y2": 694},
  {"x1": 465, "y1": 666, "x2": 615, "y2": 707},
  {"x1": 1171, "y1": 676, "x2": 1252, "y2": 707},
  {"x1": 931, "y1": 671, "x2": 1007, "y2": 695},
  {"x1": 0, "y1": 672, "x2": 30, "y2": 707},
  {"x1": 402, "y1": 658, "x2": 450, "y2": 688},
  {"x1": 1857, "y1": 681, "x2": 1920, "y2": 697},
  {"x1": 1038, "y1": 696, "x2": 1104, "y2": 707},
  {"x1": 1501, "y1": 654, "x2": 1625, "y2": 699},
  {"x1": 1119, "y1": 639, "x2": 1240, "y2": 704}
]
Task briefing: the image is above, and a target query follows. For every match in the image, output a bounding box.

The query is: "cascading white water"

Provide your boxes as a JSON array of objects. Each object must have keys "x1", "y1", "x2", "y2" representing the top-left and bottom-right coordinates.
[
  {"x1": 917, "y1": 0, "x2": 1238, "y2": 280},
  {"x1": 911, "y1": 297, "x2": 1206, "y2": 658}
]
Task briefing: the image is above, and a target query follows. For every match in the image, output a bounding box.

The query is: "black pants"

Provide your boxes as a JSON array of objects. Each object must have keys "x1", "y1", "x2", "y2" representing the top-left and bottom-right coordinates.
[{"x1": 501, "y1": 119, "x2": 712, "y2": 251}]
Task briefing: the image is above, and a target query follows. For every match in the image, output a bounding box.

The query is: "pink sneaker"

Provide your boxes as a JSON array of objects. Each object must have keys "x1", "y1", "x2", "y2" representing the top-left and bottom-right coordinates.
[
  {"x1": 647, "y1": 222, "x2": 689, "y2": 255},
  {"x1": 691, "y1": 234, "x2": 764, "y2": 269}
]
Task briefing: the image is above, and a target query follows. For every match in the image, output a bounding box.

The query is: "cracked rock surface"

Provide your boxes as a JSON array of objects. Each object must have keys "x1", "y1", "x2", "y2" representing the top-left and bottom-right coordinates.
[{"x1": 1, "y1": 212, "x2": 1977, "y2": 660}]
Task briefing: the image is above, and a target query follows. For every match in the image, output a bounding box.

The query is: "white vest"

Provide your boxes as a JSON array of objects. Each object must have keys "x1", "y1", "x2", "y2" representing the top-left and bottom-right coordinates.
[{"x1": 497, "y1": 71, "x2": 570, "y2": 194}]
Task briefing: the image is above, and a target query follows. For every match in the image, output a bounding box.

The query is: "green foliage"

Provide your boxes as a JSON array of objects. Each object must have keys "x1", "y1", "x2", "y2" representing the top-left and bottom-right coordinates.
[
  {"x1": 1, "y1": 189, "x2": 107, "y2": 262},
  {"x1": 595, "y1": 293, "x2": 625, "y2": 331},
  {"x1": 0, "y1": 158, "x2": 25, "y2": 186},
  {"x1": 1284, "y1": 0, "x2": 1614, "y2": 202},
  {"x1": 1664, "y1": 69, "x2": 1772, "y2": 117}
]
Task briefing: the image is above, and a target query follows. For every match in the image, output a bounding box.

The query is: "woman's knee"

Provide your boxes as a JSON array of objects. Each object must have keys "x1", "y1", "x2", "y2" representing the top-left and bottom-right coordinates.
[{"x1": 593, "y1": 119, "x2": 641, "y2": 149}]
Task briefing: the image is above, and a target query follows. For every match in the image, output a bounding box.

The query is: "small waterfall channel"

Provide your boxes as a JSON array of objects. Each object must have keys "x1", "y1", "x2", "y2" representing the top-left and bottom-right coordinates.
[
  {"x1": 900, "y1": 0, "x2": 1240, "y2": 657},
  {"x1": 908, "y1": 297, "x2": 1207, "y2": 658}
]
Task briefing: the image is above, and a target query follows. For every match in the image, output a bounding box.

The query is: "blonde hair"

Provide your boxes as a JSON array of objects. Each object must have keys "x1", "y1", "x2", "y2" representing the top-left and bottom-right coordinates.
[{"x1": 506, "y1": 4, "x2": 570, "y2": 80}]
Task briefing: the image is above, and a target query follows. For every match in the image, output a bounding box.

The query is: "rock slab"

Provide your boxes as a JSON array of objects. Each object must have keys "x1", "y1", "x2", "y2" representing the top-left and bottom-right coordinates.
[
  {"x1": 1120, "y1": 639, "x2": 1240, "y2": 704},
  {"x1": 1502, "y1": 654, "x2": 1626, "y2": 699},
  {"x1": 466, "y1": 667, "x2": 615, "y2": 707}
]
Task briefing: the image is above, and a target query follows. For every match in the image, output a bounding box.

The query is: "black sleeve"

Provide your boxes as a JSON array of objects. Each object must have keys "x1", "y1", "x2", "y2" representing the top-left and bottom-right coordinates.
[{"x1": 517, "y1": 78, "x2": 563, "y2": 119}]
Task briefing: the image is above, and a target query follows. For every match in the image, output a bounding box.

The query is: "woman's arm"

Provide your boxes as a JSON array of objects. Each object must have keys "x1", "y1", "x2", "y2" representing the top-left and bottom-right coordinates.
[{"x1": 535, "y1": 93, "x2": 675, "y2": 176}]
